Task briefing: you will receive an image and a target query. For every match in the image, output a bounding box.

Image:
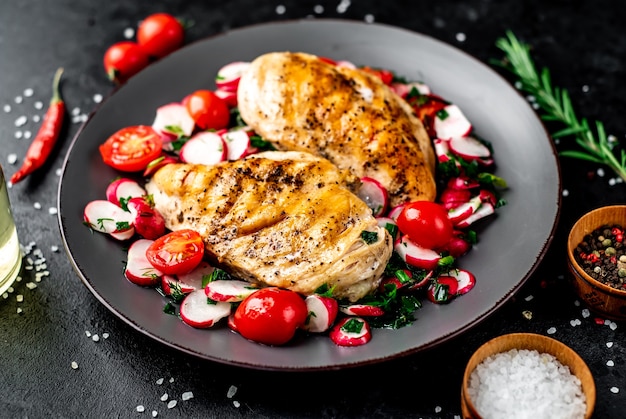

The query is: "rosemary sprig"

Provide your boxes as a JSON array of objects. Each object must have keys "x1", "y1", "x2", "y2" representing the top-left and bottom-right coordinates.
[{"x1": 492, "y1": 30, "x2": 626, "y2": 181}]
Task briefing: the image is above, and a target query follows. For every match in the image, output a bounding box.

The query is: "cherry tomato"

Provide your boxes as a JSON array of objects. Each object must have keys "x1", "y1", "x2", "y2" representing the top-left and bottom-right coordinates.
[
  {"x1": 233, "y1": 287, "x2": 308, "y2": 346},
  {"x1": 396, "y1": 201, "x2": 454, "y2": 250},
  {"x1": 360, "y1": 66, "x2": 394, "y2": 85},
  {"x1": 99, "y1": 125, "x2": 163, "y2": 172},
  {"x1": 185, "y1": 90, "x2": 230, "y2": 130},
  {"x1": 146, "y1": 229, "x2": 205, "y2": 275},
  {"x1": 103, "y1": 41, "x2": 149, "y2": 84},
  {"x1": 137, "y1": 13, "x2": 185, "y2": 59}
]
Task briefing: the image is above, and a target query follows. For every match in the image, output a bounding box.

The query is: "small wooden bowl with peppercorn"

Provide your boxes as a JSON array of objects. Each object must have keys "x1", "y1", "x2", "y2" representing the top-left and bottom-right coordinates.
[{"x1": 567, "y1": 205, "x2": 626, "y2": 321}]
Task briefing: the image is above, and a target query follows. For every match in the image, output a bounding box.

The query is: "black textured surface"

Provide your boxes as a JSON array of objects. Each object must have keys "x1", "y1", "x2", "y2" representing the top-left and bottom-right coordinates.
[{"x1": 1, "y1": 1, "x2": 625, "y2": 418}]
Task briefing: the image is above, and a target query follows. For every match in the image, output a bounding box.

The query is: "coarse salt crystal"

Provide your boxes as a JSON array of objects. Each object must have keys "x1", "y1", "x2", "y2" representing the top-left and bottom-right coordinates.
[
  {"x1": 607, "y1": 342, "x2": 614, "y2": 348},
  {"x1": 609, "y1": 321, "x2": 618, "y2": 330},
  {"x1": 85, "y1": 330, "x2": 91, "y2": 337},
  {"x1": 16, "y1": 294, "x2": 23, "y2": 303},
  {"x1": 23, "y1": 88, "x2": 33, "y2": 97},
  {"x1": 33, "y1": 202, "x2": 41, "y2": 210},
  {"x1": 93, "y1": 93, "x2": 103, "y2": 103},
  {"x1": 610, "y1": 387, "x2": 619, "y2": 394},
  {"x1": 2, "y1": 293, "x2": 8, "y2": 299},
  {"x1": 71, "y1": 361, "x2": 79, "y2": 369},
  {"x1": 582, "y1": 85, "x2": 590, "y2": 92},
  {"x1": 156, "y1": 378, "x2": 164, "y2": 385},
  {"x1": 7, "y1": 154, "x2": 17, "y2": 164},
  {"x1": 71, "y1": 107, "x2": 80, "y2": 116},
  {"x1": 275, "y1": 4, "x2": 286, "y2": 14},
  {"x1": 160, "y1": 393, "x2": 168, "y2": 402},
  {"x1": 16, "y1": 307, "x2": 23, "y2": 314},
  {"x1": 607, "y1": 360, "x2": 614, "y2": 367},
  {"x1": 92, "y1": 334, "x2": 100, "y2": 342},
  {"x1": 152, "y1": 411, "x2": 158, "y2": 417},
  {"x1": 336, "y1": 0, "x2": 350, "y2": 13},
  {"x1": 435, "y1": 406, "x2": 442, "y2": 413},
  {"x1": 32, "y1": 114, "x2": 40, "y2": 123},
  {"x1": 48, "y1": 207, "x2": 58, "y2": 215},
  {"x1": 15, "y1": 131, "x2": 23, "y2": 139},
  {"x1": 597, "y1": 168, "x2": 605, "y2": 177},
  {"x1": 169, "y1": 377, "x2": 174, "y2": 383},
  {"x1": 562, "y1": 189, "x2": 569, "y2": 197},
  {"x1": 524, "y1": 295, "x2": 534, "y2": 301},
  {"x1": 123, "y1": 27, "x2": 135, "y2": 39},
  {"x1": 102, "y1": 332, "x2": 109, "y2": 339},
  {"x1": 136, "y1": 405, "x2": 145, "y2": 412},
  {"x1": 581, "y1": 309, "x2": 590, "y2": 318},
  {"x1": 15, "y1": 96, "x2": 23, "y2": 104},
  {"x1": 50, "y1": 245, "x2": 59, "y2": 252},
  {"x1": 3, "y1": 104, "x2": 11, "y2": 112},
  {"x1": 26, "y1": 282, "x2": 37, "y2": 289},
  {"x1": 181, "y1": 391, "x2": 194, "y2": 401},
  {"x1": 167, "y1": 400, "x2": 177, "y2": 409},
  {"x1": 34, "y1": 101, "x2": 43, "y2": 110},
  {"x1": 547, "y1": 327, "x2": 557, "y2": 334},
  {"x1": 455, "y1": 32, "x2": 466, "y2": 42},
  {"x1": 227, "y1": 385, "x2": 237, "y2": 398},
  {"x1": 233, "y1": 401, "x2": 240, "y2": 408},
  {"x1": 364, "y1": 14, "x2": 375, "y2": 23},
  {"x1": 14, "y1": 115, "x2": 27, "y2": 127}
]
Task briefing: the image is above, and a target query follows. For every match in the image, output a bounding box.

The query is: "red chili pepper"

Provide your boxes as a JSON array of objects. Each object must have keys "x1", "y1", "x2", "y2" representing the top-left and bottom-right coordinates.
[{"x1": 10, "y1": 68, "x2": 65, "y2": 184}]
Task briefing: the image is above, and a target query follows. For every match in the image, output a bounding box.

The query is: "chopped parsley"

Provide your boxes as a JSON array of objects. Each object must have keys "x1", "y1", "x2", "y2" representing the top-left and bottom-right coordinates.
[
  {"x1": 163, "y1": 302, "x2": 177, "y2": 315},
  {"x1": 341, "y1": 318, "x2": 364, "y2": 334},
  {"x1": 361, "y1": 230, "x2": 378, "y2": 244}
]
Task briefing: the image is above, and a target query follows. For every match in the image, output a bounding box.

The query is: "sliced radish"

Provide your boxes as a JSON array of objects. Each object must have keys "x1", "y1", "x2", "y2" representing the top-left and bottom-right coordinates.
[
  {"x1": 479, "y1": 189, "x2": 497, "y2": 206},
  {"x1": 151, "y1": 102, "x2": 195, "y2": 141},
  {"x1": 215, "y1": 61, "x2": 250, "y2": 92},
  {"x1": 110, "y1": 226, "x2": 136, "y2": 241},
  {"x1": 180, "y1": 289, "x2": 232, "y2": 328},
  {"x1": 379, "y1": 276, "x2": 404, "y2": 292},
  {"x1": 449, "y1": 135, "x2": 491, "y2": 161},
  {"x1": 447, "y1": 176, "x2": 480, "y2": 190},
  {"x1": 84, "y1": 200, "x2": 134, "y2": 234},
  {"x1": 125, "y1": 239, "x2": 162, "y2": 287},
  {"x1": 222, "y1": 130, "x2": 251, "y2": 161},
  {"x1": 143, "y1": 155, "x2": 179, "y2": 178},
  {"x1": 214, "y1": 88, "x2": 238, "y2": 108},
  {"x1": 445, "y1": 269, "x2": 476, "y2": 295},
  {"x1": 106, "y1": 178, "x2": 146, "y2": 207},
  {"x1": 434, "y1": 104, "x2": 472, "y2": 140},
  {"x1": 394, "y1": 235, "x2": 441, "y2": 270},
  {"x1": 406, "y1": 270, "x2": 434, "y2": 291},
  {"x1": 443, "y1": 233, "x2": 472, "y2": 258},
  {"x1": 447, "y1": 195, "x2": 482, "y2": 225},
  {"x1": 162, "y1": 274, "x2": 194, "y2": 299},
  {"x1": 390, "y1": 81, "x2": 431, "y2": 98},
  {"x1": 439, "y1": 187, "x2": 471, "y2": 210},
  {"x1": 336, "y1": 60, "x2": 356, "y2": 69},
  {"x1": 301, "y1": 295, "x2": 338, "y2": 333},
  {"x1": 357, "y1": 177, "x2": 389, "y2": 216},
  {"x1": 329, "y1": 317, "x2": 372, "y2": 347},
  {"x1": 126, "y1": 197, "x2": 166, "y2": 240},
  {"x1": 339, "y1": 304, "x2": 384, "y2": 317},
  {"x1": 456, "y1": 202, "x2": 495, "y2": 228},
  {"x1": 433, "y1": 138, "x2": 453, "y2": 163},
  {"x1": 204, "y1": 279, "x2": 258, "y2": 303},
  {"x1": 388, "y1": 204, "x2": 406, "y2": 221},
  {"x1": 177, "y1": 261, "x2": 215, "y2": 291},
  {"x1": 427, "y1": 276, "x2": 459, "y2": 304},
  {"x1": 376, "y1": 216, "x2": 398, "y2": 241},
  {"x1": 179, "y1": 132, "x2": 227, "y2": 165}
]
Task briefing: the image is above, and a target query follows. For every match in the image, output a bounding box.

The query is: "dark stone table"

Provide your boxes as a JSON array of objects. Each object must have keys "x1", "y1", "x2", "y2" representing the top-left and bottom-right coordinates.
[{"x1": 1, "y1": 0, "x2": 625, "y2": 417}]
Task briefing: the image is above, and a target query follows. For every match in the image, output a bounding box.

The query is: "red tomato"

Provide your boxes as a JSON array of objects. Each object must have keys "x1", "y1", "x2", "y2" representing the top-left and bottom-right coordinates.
[
  {"x1": 185, "y1": 90, "x2": 230, "y2": 130},
  {"x1": 396, "y1": 201, "x2": 454, "y2": 250},
  {"x1": 233, "y1": 288, "x2": 308, "y2": 346},
  {"x1": 103, "y1": 41, "x2": 149, "y2": 84},
  {"x1": 360, "y1": 66, "x2": 394, "y2": 85},
  {"x1": 99, "y1": 126, "x2": 162, "y2": 172},
  {"x1": 146, "y1": 229, "x2": 205, "y2": 275},
  {"x1": 137, "y1": 13, "x2": 185, "y2": 58}
]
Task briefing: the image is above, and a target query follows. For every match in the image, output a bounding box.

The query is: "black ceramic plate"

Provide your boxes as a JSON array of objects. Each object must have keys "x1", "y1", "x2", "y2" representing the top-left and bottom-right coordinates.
[{"x1": 58, "y1": 19, "x2": 560, "y2": 371}]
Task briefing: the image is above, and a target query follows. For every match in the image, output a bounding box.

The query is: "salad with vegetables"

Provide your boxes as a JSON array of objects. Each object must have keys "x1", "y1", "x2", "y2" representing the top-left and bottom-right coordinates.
[{"x1": 83, "y1": 57, "x2": 506, "y2": 347}]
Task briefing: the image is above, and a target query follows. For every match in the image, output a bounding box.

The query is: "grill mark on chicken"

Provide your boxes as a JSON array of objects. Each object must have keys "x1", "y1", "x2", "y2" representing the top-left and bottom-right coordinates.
[{"x1": 145, "y1": 151, "x2": 393, "y2": 302}]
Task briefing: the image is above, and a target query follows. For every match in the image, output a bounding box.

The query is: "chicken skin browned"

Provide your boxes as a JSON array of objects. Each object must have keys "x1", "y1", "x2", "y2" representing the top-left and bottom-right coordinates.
[
  {"x1": 145, "y1": 151, "x2": 393, "y2": 302},
  {"x1": 237, "y1": 51, "x2": 436, "y2": 208}
]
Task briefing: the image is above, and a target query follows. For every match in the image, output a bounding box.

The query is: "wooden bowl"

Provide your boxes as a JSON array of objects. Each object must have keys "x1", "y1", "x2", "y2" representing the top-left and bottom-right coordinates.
[
  {"x1": 460, "y1": 333, "x2": 595, "y2": 419},
  {"x1": 567, "y1": 205, "x2": 626, "y2": 321}
]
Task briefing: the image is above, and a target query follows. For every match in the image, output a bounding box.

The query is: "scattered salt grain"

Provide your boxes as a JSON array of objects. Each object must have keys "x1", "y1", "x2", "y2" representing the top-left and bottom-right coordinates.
[
  {"x1": 48, "y1": 207, "x2": 58, "y2": 215},
  {"x1": 597, "y1": 168, "x2": 605, "y2": 177},
  {"x1": 50, "y1": 245, "x2": 59, "y2": 253},
  {"x1": 455, "y1": 32, "x2": 466, "y2": 42},
  {"x1": 123, "y1": 27, "x2": 135, "y2": 39},
  {"x1": 55, "y1": 168, "x2": 62, "y2": 176},
  {"x1": 16, "y1": 307, "x2": 23, "y2": 314},
  {"x1": 15, "y1": 276, "x2": 21, "y2": 283},
  {"x1": 15, "y1": 96, "x2": 23, "y2": 104},
  {"x1": 336, "y1": 0, "x2": 351, "y2": 13},
  {"x1": 227, "y1": 385, "x2": 237, "y2": 398},
  {"x1": 7, "y1": 286, "x2": 14, "y2": 293},
  {"x1": 32, "y1": 114, "x2": 40, "y2": 123},
  {"x1": 156, "y1": 378, "x2": 164, "y2": 385},
  {"x1": 524, "y1": 295, "x2": 534, "y2": 302},
  {"x1": 167, "y1": 400, "x2": 177, "y2": 409},
  {"x1": 275, "y1": 4, "x2": 286, "y2": 14},
  {"x1": 71, "y1": 107, "x2": 80, "y2": 116},
  {"x1": 609, "y1": 321, "x2": 618, "y2": 330},
  {"x1": 562, "y1": 189, "x2": 569, "y2": 197},
  {"x1": 102, "y1": 332, "x2": 109, "y2": 339},
  {"x1": 26, "y1": 282, "x2": 36, "y2": 290},
  {"x1": 14, "y1": 115, "x2": 28, "y2": 127},
  {"x1": 522, "y1": 310, "x2": 533, "y2": 320},
  {"x1": 160, "y1": 393, "x2": 168, "y2": 401},
  {"x1": 2, "y1": 293, "x2": 8, "y2": 299},
  {"x1": 181, "y1": 391, "x2": 194, "y2": 401},
  {"x1": 85, "y1": 330, "x2": 91, "y2": 337},
  {"x1": 16, "y1": 294, "x2": 23, "y2": 303},
  {"x1": 547, "y1": 327, "x2": 557, "y2": 334},
  {"x1": 23, "y1": 88, "x2": 33, "y2": 97},
  {"x1": 582, "y1": 85, "x2": 590, "y2": 93},
  {"x1": 7, "y1": 154, "x2": 17, "y2": 165},
  {"x1": 607, "y1": 342, "x2": 614, "y2": 348},
  {"x1": 3, "y1": 104, "x2": 11, "y2": 112},
  {"x1": 468, "y1": 349, "x2": 586, "y2": 419},
  {"x1": 71, "y1": 361, "x2": 79, "y2": 370},
  {"x1": 233, "y1": 401, "x2": 240, "y2": 408},
  {"x1": 313, "y1": 4, "x2": 324, "y2": 13},
  {"x1": 364, "y1": 14, "x2": 375, "y2": 23},
  {"x1": 609, "y1": 178, "x2": 617, "y2": 186},
  {"x1": 610, "y1": 387, "x2": 619, "y2": 394},
  {"x1": 92, "y1": 334, "x2": 100, "y2": 342},
  {"x1": 606, "y1": 360, "x2": 614, "y2": 367},
  {"x1": 34, "y1": 101, "x2": 43, "y2": 110},
  {"x1": 33, "y1": 202, "x2": 41, "y2": 210},
  {"x1": 23, "y1": 131, "x2": 31, "y2": 139},
  {"x1": 435, "y1": 406, "x2": 442, "y2": 413},
  {"x1": 14, "y1": 131, "x2": 22, "y2": 139},
  {"x1": 169, "y1": 377, "x2": 174, "y2": 383},
  {"x1": 570, "y1": 319, "x2": 582, "y2": 327},
  {"x1": 93, "y1": 93, "x2": 103, "y2": 103},
  {"x1": 151, "y1": 410, "x2": 158, "y2": 417},
  {"x1": 136, "y1": 405, "x2": 145, "y2": 412},
  {"x1": 581, "y1": 309, "x2": 590, "y2": 318}
]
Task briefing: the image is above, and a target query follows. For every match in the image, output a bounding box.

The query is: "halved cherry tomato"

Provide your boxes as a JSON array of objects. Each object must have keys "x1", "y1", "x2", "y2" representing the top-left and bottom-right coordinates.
[
  {"x1": 99, "y1": 125, "x2": 162, "y2": 172},
  {"x1": 184, "y1": 90, "x2": 230, "y2": 130},
  {"x1": 103, "y1": 41, "x2": 150, "y2": 84},
  {"x1": 146, "y1": 229, "x2": 205, "y2": 275},
  {"x1": 233, "y1": 287, "x2": 308, "y2": 346},
  {"x1": 360, "y1": 66, "x2": 394, "y2": 85},
  {"x1": 137, "y1": 13, "x2": 185, "y2": 59},
  {"x1": 396, "y1": 201, "x2": 454, "y2": 250}
]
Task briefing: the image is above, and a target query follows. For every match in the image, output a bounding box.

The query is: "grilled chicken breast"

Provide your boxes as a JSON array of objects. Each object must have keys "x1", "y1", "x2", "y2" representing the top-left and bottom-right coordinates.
[
  {"x1": 237, "y1": 51, "x2": 437, "y2": 208},
  {"x1": 145, "y1": 151, "x2": 393, "y2": 302}
]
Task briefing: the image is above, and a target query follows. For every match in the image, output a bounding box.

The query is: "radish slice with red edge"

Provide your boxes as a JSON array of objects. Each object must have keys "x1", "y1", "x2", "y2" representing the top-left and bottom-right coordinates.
[
  {"x1": 434, "y1": 104, "x2": 472, "y2": 140},
  {"x1": 329, "y1": 317, "x2": 372, "y2": 347},
  {"x1": 456, "y1": 202, "x2": 495, "y2": 228},
  {"x1": 394, "y1": 235, "x2": 441, "y2": 270},
  {"x1": 214, "y1": 88, "x2": 238, "y2": 108},
  {"x1": 180, "y1": 289, "x2": 232, "y2": 328},
  {"x1": 179, "y1": 132, "x2": 226, "y2": 165},
  {"x1": 301, "y1": 295, "x2": 338, "y2": 333},
  {"x1": 447, "y1": 195, "x2": 482, "y2": 225},
  {"x1": 204, "y1": 279, "x2": 258, "y2": 303},
  {"x1": 215, "y1": 61, "x2": 250, "y2": 92},
  {"x1": 143, "y1": 155, "x2": 179, "y2": 178},
  {"x1": 161, "y1": 274, "x2": 193, "y2": 299},
  {"x1": 176, "y1": 261, "x2": 215, "y2": 291},
  {"x1": 339, "y1": 304, "x2": 384, "y2": 317},
  {"x1": 439, "y1": 187, "x2": 472, "y2": 210},
  {"x1": 448, "y1": 135, "x2": 491, "y2": 161},
  {"x1": 444, "y1": 269, "x2": 476, "y2": 295},
  {"x1": 126, "y1": 197, "x2": 166, "y2": 240},
  {"x1": 406, "y1": 270, "x2": 434, "y2": 291},
  {"x1": 222, "y1": 130, "x2": 251, "y2": 161},
  {"x1": 125, "y1": 239, "x2": 162, "y2": 287},
  {"x1": 357, "y1": 177, "x2": 388, "y2": 216},
  {"x1": 84, "y1": 200, "x2": 134, "y2": 234},
  {"x1": 336, "y1": 60, "x2": 356, "y2": 69},
  {"x1": 427, "y1": 276, "x2": 459, "y2": 304},
  {"x1": 110, "y1": 226, "x2": 135, "y2": 241},
  {"x1": 390, "y1": 81, "x2": 431, "y2": 98},
  {"x1": 151, "y1": 102, "x2": 195, "y2": 141},
  {"x1": 376, "y1": 217, "x2": 398, "y2": 241},
  {"x1": 433, "y1": 138, "x2": 454, "y2": 163},
  {"x1": 106, "y1": 178, "x2": 146, "y2": 207},
  {"x1": 388, "y1": 204, "x2": 405, "y2": 222},
  {"x1": 447, "y1": 176, "x2": 480, "y2": 190}
]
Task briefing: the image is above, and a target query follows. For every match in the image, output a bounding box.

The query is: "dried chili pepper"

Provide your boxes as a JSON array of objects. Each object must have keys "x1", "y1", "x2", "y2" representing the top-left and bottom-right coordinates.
[{"x1": 10, "y1": 67, "x2": 65, "y2": 184}]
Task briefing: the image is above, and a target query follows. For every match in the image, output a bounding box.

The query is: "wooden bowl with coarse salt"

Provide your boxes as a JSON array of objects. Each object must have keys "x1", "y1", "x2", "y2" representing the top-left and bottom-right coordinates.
[
  {"x1": 460, "y1": 333, "x2": 595, "y2": 419},
  {"x1": 567, "y1": 205, "x2": 626, "y2": 321}
]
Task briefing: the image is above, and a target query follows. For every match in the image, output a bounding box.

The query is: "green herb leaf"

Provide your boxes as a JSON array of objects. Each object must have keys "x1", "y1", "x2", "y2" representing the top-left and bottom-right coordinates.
[
  {"x1": 163, "y1": 302, "x2": 177, "y2": 315},
  {"x1": 361, "y1": 230, "x2": 378, "y2": 244},
  {"x1": 341, "y1": 318, "x2": 364, "y2": 334}
]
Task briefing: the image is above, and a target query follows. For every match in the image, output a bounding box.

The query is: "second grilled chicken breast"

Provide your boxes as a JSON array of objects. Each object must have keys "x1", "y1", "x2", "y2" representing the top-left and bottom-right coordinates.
[
  {"x1": 237, "y1": 51, "x2": 437, "y2": 208},
  {"x1": 145, "y1": 151, "x2": 393, "y2": 302}
]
